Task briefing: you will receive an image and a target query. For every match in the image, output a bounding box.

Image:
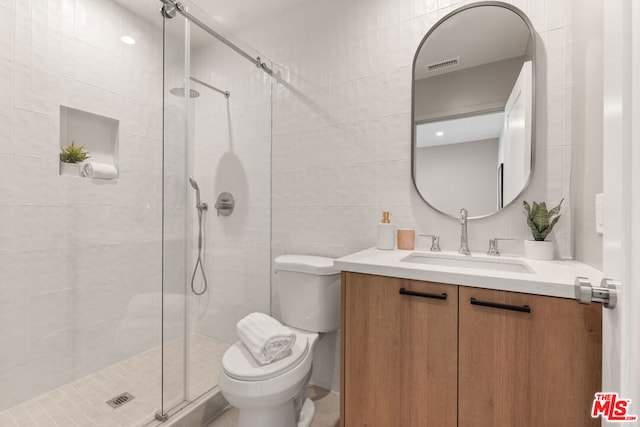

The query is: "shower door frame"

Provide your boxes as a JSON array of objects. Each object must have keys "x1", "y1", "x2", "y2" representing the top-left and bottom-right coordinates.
[
  {"x1": 157, "y1": 11, "x2": 194, "y2": 422},
  {"x1": 158, "y1": 0, "x2": 275, "y2": 420}
]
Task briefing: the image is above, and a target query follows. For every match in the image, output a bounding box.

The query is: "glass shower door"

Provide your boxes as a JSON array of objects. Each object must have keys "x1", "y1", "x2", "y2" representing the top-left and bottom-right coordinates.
[{"x1": 160, "y1": 0, "x2": 273, "y2": 419}]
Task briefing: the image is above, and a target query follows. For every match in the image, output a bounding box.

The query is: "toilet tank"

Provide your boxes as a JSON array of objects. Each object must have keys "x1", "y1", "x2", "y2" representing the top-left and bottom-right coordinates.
[{"x1": 274, "y1": 255, "x2": 340, "y2": 333}]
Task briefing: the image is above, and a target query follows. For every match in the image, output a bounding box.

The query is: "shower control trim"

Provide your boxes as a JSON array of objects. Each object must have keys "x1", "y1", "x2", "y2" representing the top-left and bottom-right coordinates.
[{"x1": 215, "y1": 192, "x2": 235, "y2": 217}]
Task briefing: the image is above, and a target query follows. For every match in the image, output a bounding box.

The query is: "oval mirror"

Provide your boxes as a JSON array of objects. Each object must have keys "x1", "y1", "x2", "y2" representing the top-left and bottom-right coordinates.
[{"x1": 411, "y1": 2, "x2": 535, "y2": 219}]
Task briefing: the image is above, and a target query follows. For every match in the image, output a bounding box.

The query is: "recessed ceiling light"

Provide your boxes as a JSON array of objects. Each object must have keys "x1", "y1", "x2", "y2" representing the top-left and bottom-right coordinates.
[
  {"x1": 120, "y1": 35, "x2": 136, "y2": 45},
  {"x1": 436, "y1": 131, "x2": 444, "y2": 137}
]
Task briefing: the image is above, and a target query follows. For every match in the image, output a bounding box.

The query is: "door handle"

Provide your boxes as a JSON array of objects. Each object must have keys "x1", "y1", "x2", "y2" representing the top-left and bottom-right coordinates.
[
  {"x1": 399, "y1": 288, "x2": 447, "y2": 300},
  {"x1": 575, "y1": 277, "x2": 618, "y2": 309},
  {"x1": 470, "y1": 297, "x2": 531, "y2": 313}
]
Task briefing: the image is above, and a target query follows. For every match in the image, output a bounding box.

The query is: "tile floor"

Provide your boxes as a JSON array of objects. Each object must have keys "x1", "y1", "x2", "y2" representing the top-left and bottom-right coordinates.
[
  {"x1": 0, "y1": 334, "x2": 229, "y2": 427},
  {"x1": 205, "y1": 385, "x2": 340, "y2": 427}
]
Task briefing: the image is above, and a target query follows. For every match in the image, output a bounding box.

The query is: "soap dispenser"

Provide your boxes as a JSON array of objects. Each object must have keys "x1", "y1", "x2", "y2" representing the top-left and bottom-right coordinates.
[{"x1": 376, "y1": 211, "x2": 396, "y2": 250}]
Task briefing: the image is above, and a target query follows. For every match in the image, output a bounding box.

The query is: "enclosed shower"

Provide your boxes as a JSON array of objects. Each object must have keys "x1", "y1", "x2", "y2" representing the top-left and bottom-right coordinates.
[{"x1": 0, "y1": 0, "x2": 272, "y2": 425}]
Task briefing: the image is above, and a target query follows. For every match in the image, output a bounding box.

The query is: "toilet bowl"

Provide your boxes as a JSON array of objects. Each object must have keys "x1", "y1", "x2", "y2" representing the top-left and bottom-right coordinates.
[
  {"x1": 219, "y1": 329, "x2": 318, "y2": 427},
  {"x1": 218, "y1": 255, "x2": 340, "y2": 427}
]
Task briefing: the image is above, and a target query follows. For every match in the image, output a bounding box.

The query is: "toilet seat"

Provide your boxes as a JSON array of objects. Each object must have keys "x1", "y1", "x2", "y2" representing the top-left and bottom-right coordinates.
[{"x1": 223, "y1": 333, "x2": 309, "y2": 381}]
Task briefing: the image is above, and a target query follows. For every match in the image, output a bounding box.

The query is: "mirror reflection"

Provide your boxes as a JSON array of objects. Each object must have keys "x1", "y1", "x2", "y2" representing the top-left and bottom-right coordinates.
[{"x1": 411, "y1": 3, "x2": 534, "y2": 218}]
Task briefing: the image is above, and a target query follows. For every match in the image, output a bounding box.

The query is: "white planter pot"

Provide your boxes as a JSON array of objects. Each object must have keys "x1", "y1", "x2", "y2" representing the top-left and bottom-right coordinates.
[
  {"x1": 524, "y1": 239, "x2": 554, "y2": 260},
  {"x1": 59, "y1": 162, "x2": 84, "y2": 177}
]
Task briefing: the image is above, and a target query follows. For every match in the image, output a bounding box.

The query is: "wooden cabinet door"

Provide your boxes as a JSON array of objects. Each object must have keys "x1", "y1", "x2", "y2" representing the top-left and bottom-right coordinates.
[
  {"x1": 341, "y1": 272, "x2": 457, "y2": 427},
  {"x1": 458, "y1": 286, "x2": 602, "y2": 427}
]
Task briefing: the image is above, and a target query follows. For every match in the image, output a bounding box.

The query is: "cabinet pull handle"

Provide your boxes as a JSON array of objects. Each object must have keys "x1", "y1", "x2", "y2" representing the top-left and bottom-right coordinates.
[
  {"x1": 470, "y1": 297, "x2": 531, "y2": 313},
  {"x1": 399, "y1": 288, "x2": 447, "y2": 300}
]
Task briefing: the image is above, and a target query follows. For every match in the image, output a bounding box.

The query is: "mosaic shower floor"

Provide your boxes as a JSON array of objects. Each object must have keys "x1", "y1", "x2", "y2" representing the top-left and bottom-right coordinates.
[{"x1": 0, "y1": 334, "x2": 229, "y2": 427}]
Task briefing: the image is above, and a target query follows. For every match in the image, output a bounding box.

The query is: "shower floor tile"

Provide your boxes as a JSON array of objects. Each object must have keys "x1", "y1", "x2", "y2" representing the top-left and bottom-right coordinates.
[{"x1": 0, "y1": 334, "x2": 229, "y2": 427}]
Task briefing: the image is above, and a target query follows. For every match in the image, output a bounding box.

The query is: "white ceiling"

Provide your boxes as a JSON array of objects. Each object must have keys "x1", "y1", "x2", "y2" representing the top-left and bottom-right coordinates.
[
  {"x1": 416, "y1": 111, "x2": 505, "y2": 148},
  {"x1": 112, "y1": 0, "x2": 306, "y2": 47},
  {"x1": 111, "y1": 0, "x2": 163, "y2": 26},
  {"x1": 189, "y1": 0, "x2": 306, "y2": 31},
  {"x1": 415, "y1": 6, "x2": 530, "y2": 80}
]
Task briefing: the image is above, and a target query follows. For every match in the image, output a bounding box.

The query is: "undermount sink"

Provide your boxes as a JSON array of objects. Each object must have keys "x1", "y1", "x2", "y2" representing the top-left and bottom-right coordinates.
[{"x1": 400, "y1": 252, "x2": 534, "y2": 274}]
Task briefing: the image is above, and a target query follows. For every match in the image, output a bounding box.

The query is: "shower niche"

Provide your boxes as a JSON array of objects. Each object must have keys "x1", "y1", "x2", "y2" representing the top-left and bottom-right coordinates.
[{"x1": 59, "y1": 105, "x2": 119, "y2": 178}]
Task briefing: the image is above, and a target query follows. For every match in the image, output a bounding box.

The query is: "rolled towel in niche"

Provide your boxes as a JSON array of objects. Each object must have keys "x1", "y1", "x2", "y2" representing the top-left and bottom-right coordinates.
[{"x1": 82, "y1": 162, "x2": 118, "y2": 179}]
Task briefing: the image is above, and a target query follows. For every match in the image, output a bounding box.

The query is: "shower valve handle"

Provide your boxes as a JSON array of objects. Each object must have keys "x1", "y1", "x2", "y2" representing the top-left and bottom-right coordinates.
[
  {"x1": 215, "y1": 192, "x2": 235, "y2": 217},
  {"x1": 215, "y1": 201, "x2": 232, "y2": 216}
]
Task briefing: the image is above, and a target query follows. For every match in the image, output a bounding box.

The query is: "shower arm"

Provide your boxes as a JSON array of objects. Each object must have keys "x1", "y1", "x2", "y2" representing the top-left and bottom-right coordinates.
[{"x1": 190, "y1": 77, "x2": 230, "y2": 98}]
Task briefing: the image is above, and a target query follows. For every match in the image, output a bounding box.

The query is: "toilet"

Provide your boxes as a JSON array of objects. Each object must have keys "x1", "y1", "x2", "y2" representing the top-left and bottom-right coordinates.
[{"x1": 218, "y1": 255, "x2": 340, "y2": 427}]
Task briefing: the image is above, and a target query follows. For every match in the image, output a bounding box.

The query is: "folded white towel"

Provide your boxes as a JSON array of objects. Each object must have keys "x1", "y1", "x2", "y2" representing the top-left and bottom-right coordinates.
[
  {"x1": 237, "y1": 312, "x2": 297, "y2": 365},
  {"x1": 83, "y1": 162, "x2": 118, "y2": 179}
]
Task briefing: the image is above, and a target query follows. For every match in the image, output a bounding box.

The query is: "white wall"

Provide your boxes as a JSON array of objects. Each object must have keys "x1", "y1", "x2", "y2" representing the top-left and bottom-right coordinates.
[
  {"x1": 415, "y1": 139, "x2": 499, "y2": 215},
  {"x1": 239, "y1": 0, "x2": 575, "y2": 391},
  {"x1": 571, "y1": 0, "x2": 603, "y2": 269},
  {"x1": 0, "y1": 0, "x2": 164, "y2": 410}
]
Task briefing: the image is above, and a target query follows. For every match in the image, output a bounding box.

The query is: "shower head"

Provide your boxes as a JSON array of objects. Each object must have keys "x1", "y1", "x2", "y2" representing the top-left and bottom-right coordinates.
[
  {"x1": 170, "y1": 86, "x2": 200, "y2": 98},
  {"x1": 188, "y1": 176, "x2": 199, "y2": 191},
  {"x1": 188, "y1": 176, "x2": 204, "y2": 210}
]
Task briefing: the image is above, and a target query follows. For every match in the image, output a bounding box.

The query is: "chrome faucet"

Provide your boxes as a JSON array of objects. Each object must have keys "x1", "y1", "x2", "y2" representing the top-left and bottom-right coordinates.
[
  {"x1": 487, "y1": 238, "x2": 514, "y2": 256},
  {"x1": 420, "y1": 234, "x2": 441, "y2": 252},
  {"x1": 458, "y1": 208, "x2": 470, "y2": 255}
]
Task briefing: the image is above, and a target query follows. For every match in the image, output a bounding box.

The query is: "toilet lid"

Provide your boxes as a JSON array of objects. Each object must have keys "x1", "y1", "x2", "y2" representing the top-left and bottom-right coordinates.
[{"x1": 223, "y1": 334, "x2": 309, "y2": 381}]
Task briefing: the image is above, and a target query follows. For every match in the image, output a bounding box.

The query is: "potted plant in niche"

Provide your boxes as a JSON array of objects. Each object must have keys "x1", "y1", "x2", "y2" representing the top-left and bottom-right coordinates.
[
  {"x1": 523, "y1": 199, "x2": 563, "y2": 260},
  {"x1": 59, "y1": 141, "x2": 90, "y2": 176}
]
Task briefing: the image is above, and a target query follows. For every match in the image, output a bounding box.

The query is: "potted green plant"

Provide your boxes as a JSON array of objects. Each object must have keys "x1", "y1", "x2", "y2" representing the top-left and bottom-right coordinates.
[
  {"x1": 522, "y1": 199, "x2": 563, "y2": 260},
  {"x1": 59, "y1": 141, "x2": 90, "y2": 176}
]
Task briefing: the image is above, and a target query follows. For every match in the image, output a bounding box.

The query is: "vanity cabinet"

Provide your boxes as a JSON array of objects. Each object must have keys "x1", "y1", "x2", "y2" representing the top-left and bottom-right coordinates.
[
  {"x1": 458, "y1": 286, "x2": 602, "y2": 427},
  {"x1": 340, "y1": 272, "x2": 602, "y2": 427},
  {"x1": 341, "y1": 272, "x2": 457, "y2": 427}
]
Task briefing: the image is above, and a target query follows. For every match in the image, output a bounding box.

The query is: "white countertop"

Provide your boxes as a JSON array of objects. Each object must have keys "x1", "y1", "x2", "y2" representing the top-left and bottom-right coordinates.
[{"x1": 334, "y1": 247, "x2": 603, "y2": 299}]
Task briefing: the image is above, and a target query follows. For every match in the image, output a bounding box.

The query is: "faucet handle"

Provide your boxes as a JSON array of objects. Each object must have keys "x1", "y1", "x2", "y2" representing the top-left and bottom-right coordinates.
[
  {"x1": 487, "y1": 238, "x2": 513, "y2": 256},
  {"x1": 420, "y1": 234, "x2": 441, "y2": 252}
]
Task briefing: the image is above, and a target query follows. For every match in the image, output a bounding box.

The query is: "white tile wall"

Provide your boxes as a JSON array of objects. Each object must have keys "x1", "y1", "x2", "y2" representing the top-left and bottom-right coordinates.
[
  {"x1": 0, "y1": 0, "x2": 165, "y2": 411},
  {"x1": 237, "y1": 0, "x2": 575, "y2": 391},
  {"x1": 570, "y1": 0, "x2": 603, "y2": 269}
]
